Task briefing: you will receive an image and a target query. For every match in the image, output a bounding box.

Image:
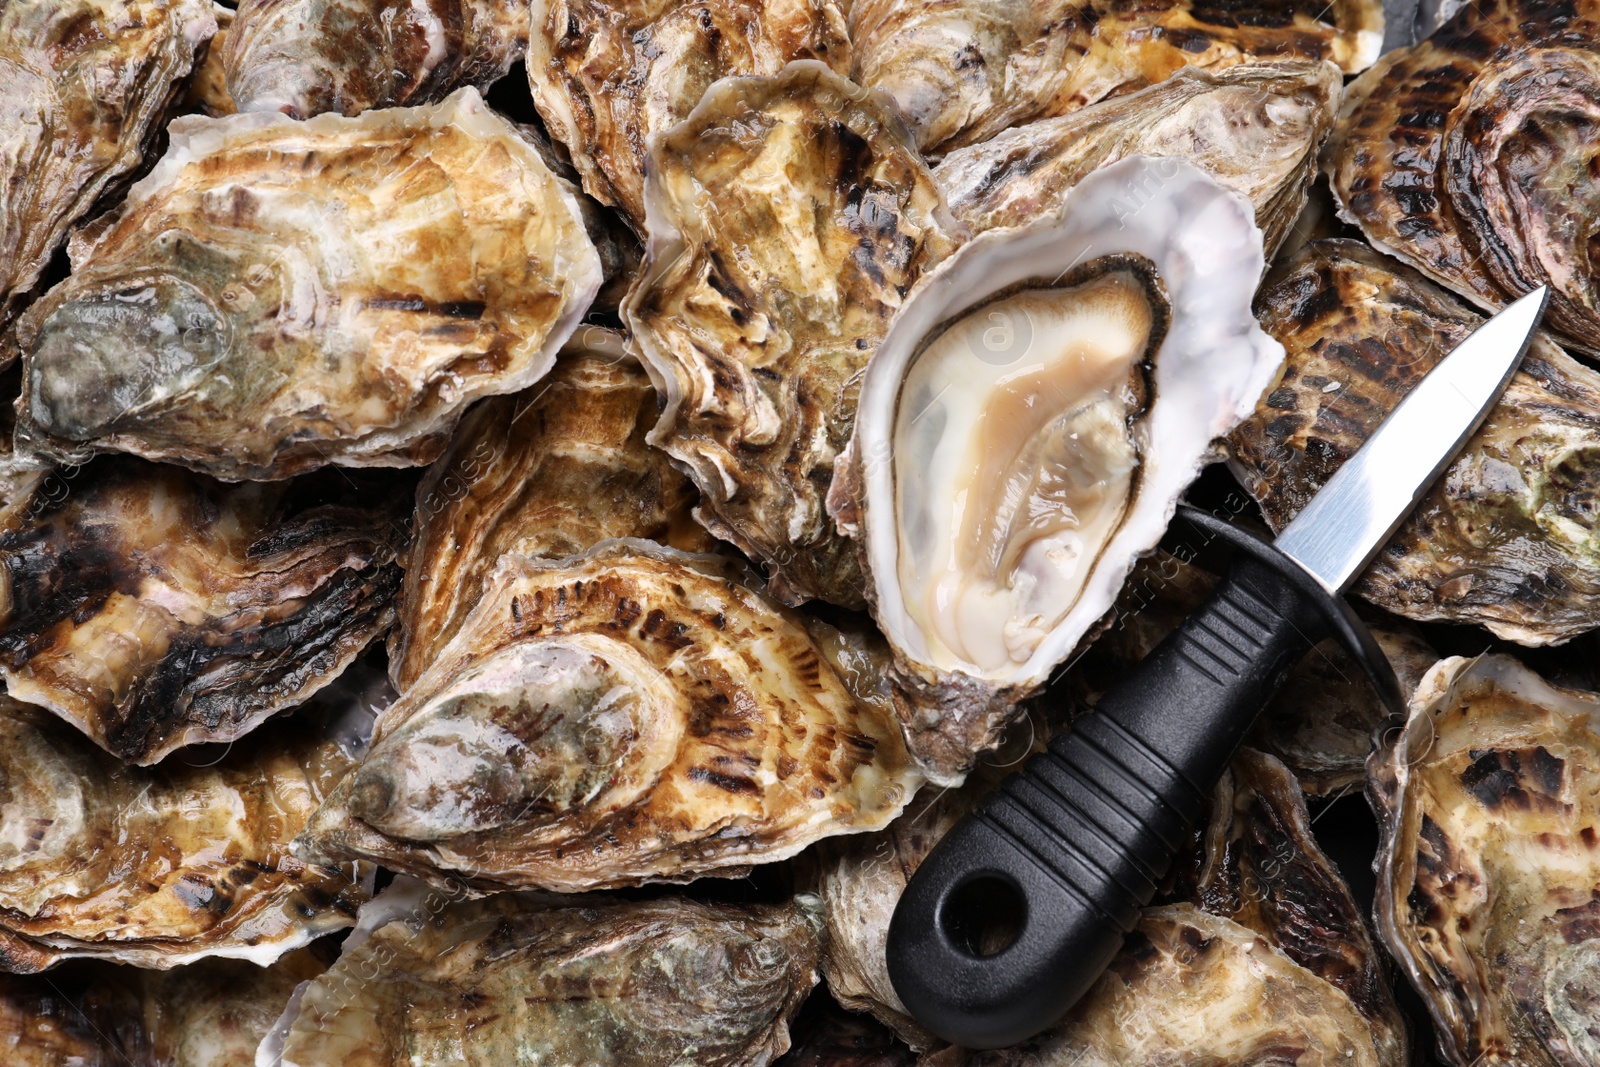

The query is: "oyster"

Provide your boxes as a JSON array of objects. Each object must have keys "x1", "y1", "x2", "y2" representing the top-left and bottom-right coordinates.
[
  {"x1": 225, "y1": 0, "x2": 526, "y2": 118},
  {"x1": 626, "y1": 62, "x2": 962, "y2": 608},
  {"x1": 1371, "y1": 654, "x2": 1600, "y2": 1067},
  {"x1": 776, "y1": 997, "x2": 917, "y2": 1067},
  {"x1": 1230, "y1": 239, "x2": 1600, "y2": 646},
  {"x1": 0, "y1": 457, "x2": 403, "y2": 764},
  {"x1": 264, "y1": 880, "x2": 822, "y2": 1067},
  {"x1": 183, "y1": 3, "x2": 237, "y2": 117},
  {"x1": 0, "y1": 697, "x2": 369, "y2": 972},
  {"x1": 526, "y1": 0, "x2": 851, "y2": 229},
  {"x1": 10, "y1": 87, "x2": 602, "y2": 481},
  {"x1": 0, "y1": 0, "x2": 215, "y2": 332},
  {"x1": 834, "y1": 156, "x2": 1282, "y2": 780},
  {"x1": 390, "y1": 327, "x2": 708, "y2": 691},
  {"x1": 848, "y1": 0, "x2": 1380, "y2": 154},
  {"x1": 1326, "y1": 0, "x2": 1600, "y2": 358},
  {"x1": 305, "y1": 540, "x2": 922, "y2": 892},
  {"x1": 932, "y1": 61, "x2": 1341, "y2": 256}
]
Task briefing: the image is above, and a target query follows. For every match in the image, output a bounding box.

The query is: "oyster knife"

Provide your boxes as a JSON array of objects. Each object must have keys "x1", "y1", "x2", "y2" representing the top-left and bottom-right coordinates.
[{"x1": 885, "y1": 286, "x2": 1550, "y2": 1050}]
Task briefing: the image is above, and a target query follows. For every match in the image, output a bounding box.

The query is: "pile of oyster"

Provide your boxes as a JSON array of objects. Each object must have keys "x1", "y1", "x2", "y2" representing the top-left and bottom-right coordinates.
[{"x1": 1, "y1": 0, "x2": 1598, "y2": 1062}]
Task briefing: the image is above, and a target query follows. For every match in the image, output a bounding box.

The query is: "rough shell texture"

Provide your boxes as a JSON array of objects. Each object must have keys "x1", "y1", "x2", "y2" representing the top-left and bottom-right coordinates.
[
  {"x1": 625, "y1": 62, "x2": 962, "y2": 608},
  {"x1": 1230, "y1": 239, "x2": 1600, "y2": 646},
  {"x1": 526, "y1": 0, "x2": 852, "y2": 230},
  {"x1": 848, "y1": 0, "x2": 1380, "y2": 153},
  {"x1": 182, "y1": 4, "x2": 237, "y2": 117},
  {"x1": 1326, "y1": 0, "x2": 1600, "y2": 357},
  {"x1": 0, "y1": 698, "x2": 369, "y2": 972},
  {"x1": 389, "y1": 328, "x2": 709, "y2": 691},
  {"x1": 305, "y1": 540, "x2": 922, "y2": 892},
  {"x1": 1371, "y1": 654, "x2": 1600, "y2": 1067},
  {"x1": 932, "y1": 61, "x2": 1340, "y2": 257},
  {"x1": 0, "y1": 458, "x2": 404, "y2": 764},
  {"x1": 266, "y1": 881, "x2": 823, "y2": 1067},
  {"x1": 11, "y1": 87, "x2": 601, "y2": 482}
]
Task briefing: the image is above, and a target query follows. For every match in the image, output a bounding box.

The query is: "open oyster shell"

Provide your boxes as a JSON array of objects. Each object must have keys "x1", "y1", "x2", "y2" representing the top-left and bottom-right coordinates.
[
  {"x1": 626, "y1": 62, "x2": 963, "y2": 608},
  {"x1": 1372, "y1": 654, "x2": 1600, "y2": 1067},
  {"x1": 0, "y1": 0, "x2": 215, "y2": 333},
  {"x1": 933, "y1": 61, "x2": 1341, "y2": 257},
  {"x1": 1230, "y1": 239, "x2": 1600, "y2": 646},
  {"x1": 263, "y1": 879, "x2": 823, "y2": 1067},
  {"x1": 834, "y1": 156, "x2": 1283, "y2": 780},
  {"x1": 10, "y1": 87, "x2": 601, "y2": 482}
]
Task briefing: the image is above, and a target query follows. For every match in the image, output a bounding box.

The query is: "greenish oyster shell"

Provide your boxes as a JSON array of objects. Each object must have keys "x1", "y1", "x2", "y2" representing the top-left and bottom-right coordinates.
[
  {"x1": 11, "y1": 87, "x2": 601, "y2": 482},
  {"x1": 1230, "y1": 239, "x2": 1600, "y2": 646},
  {"x1": 263, "y1": 880, "x2": 823, "y2": 1067},
  {"x1": 1371, "y1": 654, "x2": 1600, "y2": 1067}
]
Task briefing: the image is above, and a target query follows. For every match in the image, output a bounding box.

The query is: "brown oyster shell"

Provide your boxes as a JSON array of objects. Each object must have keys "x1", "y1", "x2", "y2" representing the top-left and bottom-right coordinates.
[
  {"x1": 0, "y1": 0, "x2": 215, "y2": 334},
  {"x1": 1371, "y1": 654, "x2": 1600, "y2": 1067},
  {"x1": 11, "y1": 87, "x2": 601, "y2": 482},
  {"x1": 225, "y1": 0, "x2": 526, "y2": 118},
  {"x1": 266, "y1": 880, "x2": 823, "y2": 1067},
  {"x1": 182, "y1": 3, "x2": 237, "y2": 117},
  {"x1": 848, "y1": 0, "x2": 1380, "y2": 154},
  {"x1": 625, "y1": 62, "x2": 963, "y2": 608},
  {"x1": 932, "y1": 61, "x2": 1340, "y2": 257},
  {"x1": 526, "y1": 0, "x2": 852, "y2": 231},
  {"x1": 1230, "y1": 239, "x2": 1600, "y2": 646},
  {"x1": 0, "y1": 698, "x2": 370, "y2": 972},
  {"x1": 1326, "y1": 0, "x2": 1600, "y2": 358}
]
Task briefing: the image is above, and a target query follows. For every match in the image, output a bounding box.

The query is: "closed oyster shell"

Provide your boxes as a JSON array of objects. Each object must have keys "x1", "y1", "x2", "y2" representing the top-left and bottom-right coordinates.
[
  {"x1": 1371, "y1": 654, "x2": 1600, "y2": 1067},
  {"x1": 0, "y1": 458, "x2": 403, "y2": 764},
  {"x1": 225, "y1": 0, "x2": 526, "y2": 118},
  {"x1": 0, "y1": 0, "x2": 215, "y2": 333},
  {"x1": 264, "y1": 880, "x2": 823, "y2": 1067},
  {"x1": 0, "y1": 698, "x2": 370, "y2": 972},
  {"x1": 932, "y1": 61, "x2": 1341, "y2": 257},
  {"x1": 305, "y1": 539, "x2": 922, "y2": 892},
  {"x1": 11, "y1": 87, "x2": 601, "y2": 482},
  {"x1": 526, "y1": 0, "x2": 852, "y2": 230},
  {"x1": 625, "y1": 62, "x2": 962, "y2": 608},
  {"x1": 848, "y1": 0, "x2": 1380, "y2": 154},
  {"x1": 1230, "y1": 239, "x2": 1600, "y2": 646}
]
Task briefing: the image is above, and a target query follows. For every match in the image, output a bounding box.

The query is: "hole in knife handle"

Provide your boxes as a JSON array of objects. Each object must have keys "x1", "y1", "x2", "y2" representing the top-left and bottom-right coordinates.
[{"x1": 941, "y1": 874, "x2": 1027, "y2": 958}]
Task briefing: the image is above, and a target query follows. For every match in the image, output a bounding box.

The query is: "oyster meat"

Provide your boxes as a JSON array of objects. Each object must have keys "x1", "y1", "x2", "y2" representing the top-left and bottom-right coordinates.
[
  {"x1": 1326, "y1": 0, "x2": 1600, "y2": 357},
  {"x1": 1230, "y1": 239, "x2": 1600, "y2": 646},
  {"x1": 933, "y1": 61, "x2": 1341, "y2": 257},
  {"x1": 526, "y1": 0, "x2": 852, "y2": 229},
  {"x1": 626, "y1": 62, "x2": 962, "y2": 608},
  {"x1": 848, "y1": 0, "x2": 1380, "y2": 154},
  {"x1": 835, "y1": 156, "x2": 1283, "y2": 780},
  {"x1": 264, "y1": 880, "x2": 822, "y2": 1067},
  {"x1": 0, "y1": 697, "x2": 369, "y2": 972},
  {"x1": 1371, "y1": 654, "x2": 1600, "y2": 1067},
  {"x1": 11, "y1": 87, "x2": 602, "y2": 481},
  {"x1": 0, "y1": 0, "x2": 215, "y2": 332}
]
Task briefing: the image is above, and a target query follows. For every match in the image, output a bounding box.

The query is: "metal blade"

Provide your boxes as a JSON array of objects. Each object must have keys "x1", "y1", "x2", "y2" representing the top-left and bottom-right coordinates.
[{"x1": 1274, "y1": 285, "x2": 1549, "y2": 594}]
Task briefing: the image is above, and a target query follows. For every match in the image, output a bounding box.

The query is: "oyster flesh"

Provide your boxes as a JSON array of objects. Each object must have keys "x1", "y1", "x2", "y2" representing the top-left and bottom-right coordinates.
[
  {"x1": 933, "y1": 61, "x2": 1341, "y2": 257},
  {"x1": 0, "y1": 697, "x2": 369, "y2": 972},
  {"x1": 11, "y1": 87, "x2": 602, "y2": 482},
  {"x1": 848, "y1": 0, "x2": 1381, "y2": 153},
  {"x1": 225, "y1": 0, "x2": 527, "y2": 118},
  {"x1": 1326, "y1": 0, "x2": 1600, "y2": 358},
  {"x1": 264, "y1": 879, "x2": 822, "y2": 1067},
  {"x1": 0, "y1": 0, "x2": 215, "y2": 332},
  {"x1": 1230, "y1": 239, "x2": 1600, "y2": 646},
  {"x1": 835, "y1": 156, "x2": 1283, "y2": 780},
  {"x1": 1372, "y1": 654, "x2": 1600, "y2": 1067},
  {"x1": 526, "y1": 0, "x2": 852, "y2": 229},
  {"x1": 626, "y1": 62, "x2": 962, "y2": 608}
]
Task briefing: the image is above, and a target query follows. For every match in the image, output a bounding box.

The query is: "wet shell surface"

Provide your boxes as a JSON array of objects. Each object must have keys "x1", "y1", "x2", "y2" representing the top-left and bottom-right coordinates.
[
  {"x1": 835, "y1": 156, "x2": 1282, "y2": 780},
  {"x1": 1371, "y1": 654, "x2": 1600, "y2": 1067},
  {"x1": 625, "y1": 61, "x2": 962, "y2": 609},
  {"x1": 10, "y1": 87, "x2": 601, "y2": 481},
  {"x1": 1230, "y1": 239, "x2": 1600, "y2": 646}
]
